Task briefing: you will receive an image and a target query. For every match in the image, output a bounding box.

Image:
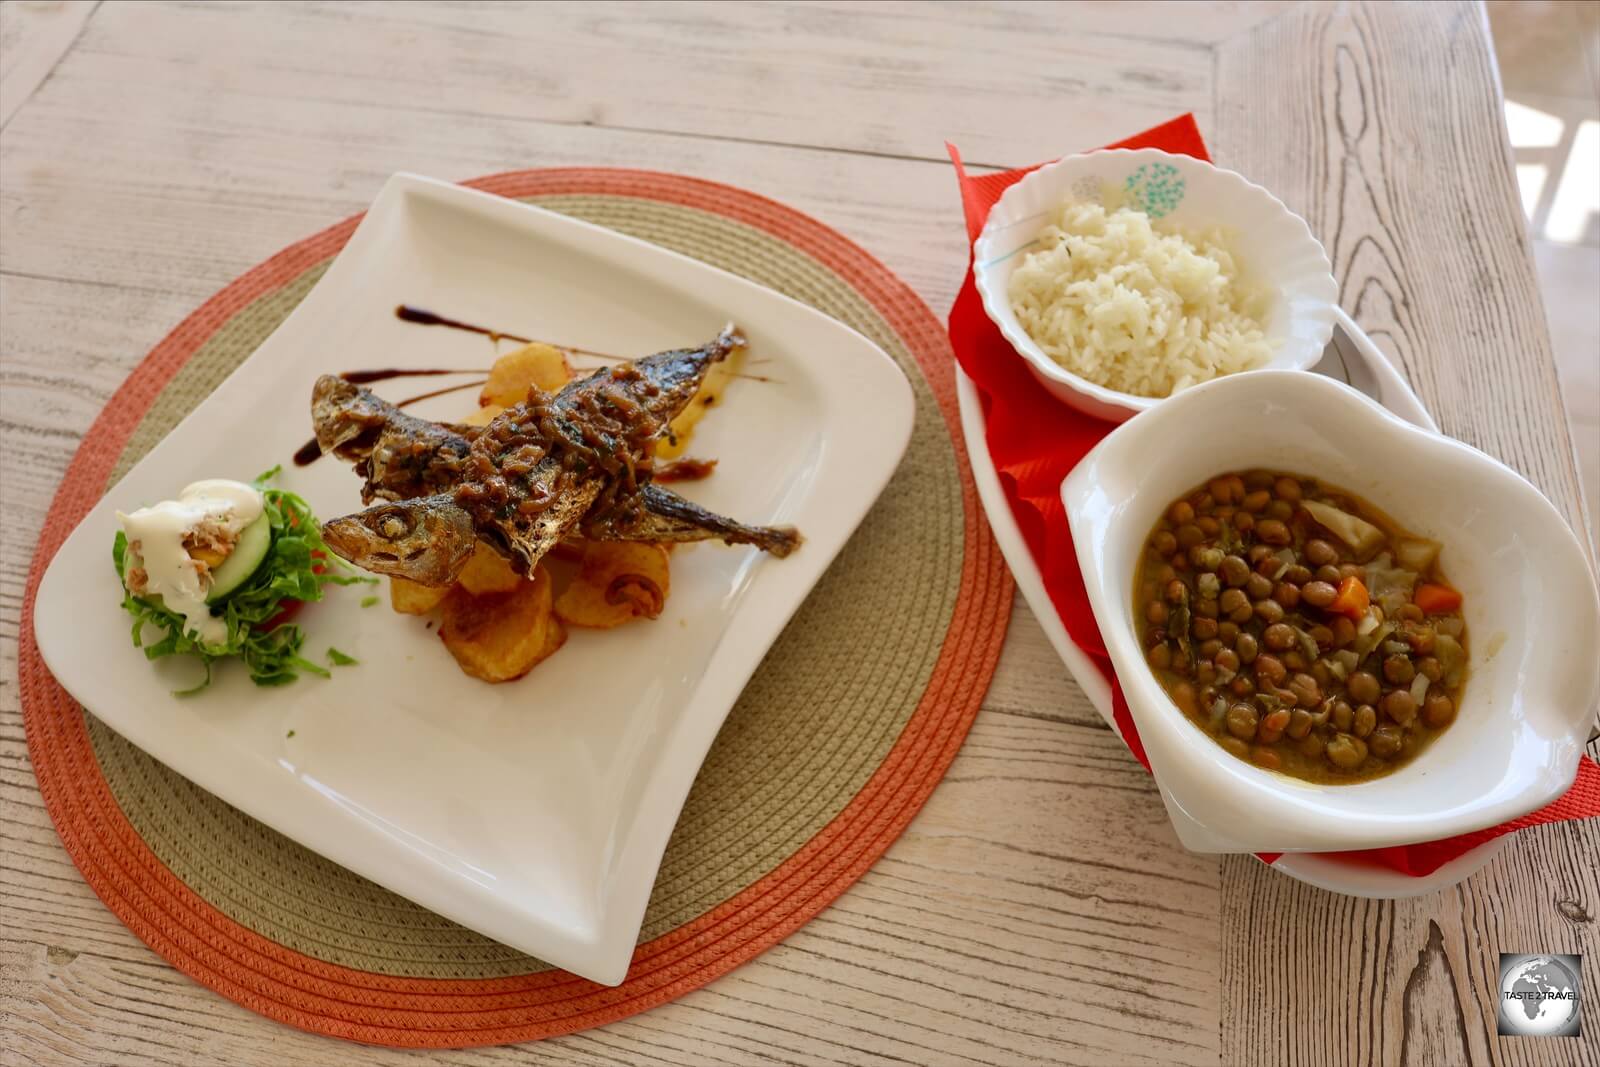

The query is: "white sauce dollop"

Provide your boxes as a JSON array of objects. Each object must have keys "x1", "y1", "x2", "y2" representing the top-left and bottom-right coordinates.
[{"x1": 117, "y1": 479, "x2": 265, "y2": 647}]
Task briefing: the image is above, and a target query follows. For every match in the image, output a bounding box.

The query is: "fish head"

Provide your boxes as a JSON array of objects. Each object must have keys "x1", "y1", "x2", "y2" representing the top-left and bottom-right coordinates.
[
  {"x1": 320, "y1": 496, "x2": 476, "y2": 586},
  {"x1": 311, "y1": 375, "x2": 391, "y2": 457}
]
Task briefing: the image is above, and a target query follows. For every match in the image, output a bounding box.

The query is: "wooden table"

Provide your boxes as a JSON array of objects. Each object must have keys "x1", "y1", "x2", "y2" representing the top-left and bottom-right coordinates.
[{"x1": 2, "y1": 2, "x2": 1595, "y2": 1063}]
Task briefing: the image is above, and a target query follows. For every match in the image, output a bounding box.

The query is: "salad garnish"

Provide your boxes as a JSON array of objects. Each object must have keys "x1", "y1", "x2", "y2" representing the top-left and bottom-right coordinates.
[{"x1": 114, "y1": 467, "x2": 371, "y2": 693}]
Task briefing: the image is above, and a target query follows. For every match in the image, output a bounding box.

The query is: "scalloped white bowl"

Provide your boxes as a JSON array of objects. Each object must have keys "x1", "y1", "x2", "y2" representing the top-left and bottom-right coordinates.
[
  {"x1": 975, "y1": 149, "x2": 1338, "y2": 423},
  {"x1": 1062, "y1": 371, "x2": 1600, "y2": 854}
]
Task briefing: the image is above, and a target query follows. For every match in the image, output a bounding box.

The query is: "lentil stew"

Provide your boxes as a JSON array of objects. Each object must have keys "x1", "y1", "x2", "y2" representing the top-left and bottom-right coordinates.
[{"x1": 1134, "y1": 470, "x2": 1469, "y2": 782}]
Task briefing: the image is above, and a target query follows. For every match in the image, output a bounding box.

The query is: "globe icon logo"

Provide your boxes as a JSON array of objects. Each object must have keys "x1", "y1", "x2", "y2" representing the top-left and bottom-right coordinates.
[{"x1": 1498, "y1": 954, "x2": 1581, "y2": 1037}]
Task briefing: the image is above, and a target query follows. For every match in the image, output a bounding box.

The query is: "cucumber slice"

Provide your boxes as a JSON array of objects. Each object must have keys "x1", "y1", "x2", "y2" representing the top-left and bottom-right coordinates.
[{"x1": 206, "y1": 514, "x2": 271, "y2": 603}]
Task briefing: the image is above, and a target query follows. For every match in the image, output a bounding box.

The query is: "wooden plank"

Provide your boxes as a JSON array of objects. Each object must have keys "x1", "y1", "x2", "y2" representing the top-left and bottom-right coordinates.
[
  {"x1": 0, "y1": 0, "x2": 97, "y2": 127},
  {"x1": 43, "y1": 0, "x2": 1216, "y2": 168},
  {"x1": 1215, "y1": 0, "x2": 1588, "y2": 542},
  {"x1": 985, "y1": 601, "x2": 1110, "y2": 729},
  {"x1": 1214, "y1": 4, "x2": 1600, "y2": 1065},
  {"x1": 0, "y1": 80, "x2": 968, "y2": 307}
]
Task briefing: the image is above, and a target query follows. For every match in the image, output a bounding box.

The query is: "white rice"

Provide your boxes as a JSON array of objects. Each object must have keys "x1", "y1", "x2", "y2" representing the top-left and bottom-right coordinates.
[{"x1": 1007, "y1": 200, "x2": 1272, "y2": 398}]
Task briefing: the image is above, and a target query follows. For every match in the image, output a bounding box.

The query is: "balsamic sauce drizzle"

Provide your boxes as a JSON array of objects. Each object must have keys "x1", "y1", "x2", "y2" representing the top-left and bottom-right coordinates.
[
  {"x1": 291, "y1": 438, "x2": 324, "y2": 467},
  {"x1": 339, "y1": 367, "x2": 489, "y2": 384},
  {"x1": 396, "y1": 305, "x2": 775, "y2": 376},
  {"x1": 396, "y1": 305, "x2": 627, "y2": 362}
]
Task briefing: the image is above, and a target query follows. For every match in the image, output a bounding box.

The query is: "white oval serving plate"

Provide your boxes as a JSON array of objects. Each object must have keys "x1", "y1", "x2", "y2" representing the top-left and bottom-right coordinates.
[{"x1": 954, "y1": 308, "x2": 1587, "y2": 896}]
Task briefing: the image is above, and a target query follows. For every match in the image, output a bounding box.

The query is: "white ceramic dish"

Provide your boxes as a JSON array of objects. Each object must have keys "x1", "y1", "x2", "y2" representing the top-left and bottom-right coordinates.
[
  {"x1": 33, "y1": 173, "x2": 914, "y2": 985},
  {"x1": 973, "y1": 148, "x2": 1338, "y2": 422},
  {"x1": 1063, "y1": 371, "x2": 1600, "y2": 854},
  {"x1": 955, "y1": 310, "x2": 1521, "y2": 895}
]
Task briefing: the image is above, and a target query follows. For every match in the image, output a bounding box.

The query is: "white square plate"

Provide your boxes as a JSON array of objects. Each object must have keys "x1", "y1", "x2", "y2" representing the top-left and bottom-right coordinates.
[{"x1": 33, "y1": 173, "x2": 914, "y2": 985}]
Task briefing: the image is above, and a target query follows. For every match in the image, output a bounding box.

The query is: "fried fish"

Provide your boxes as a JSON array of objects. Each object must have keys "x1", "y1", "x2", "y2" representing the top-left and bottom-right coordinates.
[{"x1": 315, "y1": 326, "x2": 799, "y2": 585}]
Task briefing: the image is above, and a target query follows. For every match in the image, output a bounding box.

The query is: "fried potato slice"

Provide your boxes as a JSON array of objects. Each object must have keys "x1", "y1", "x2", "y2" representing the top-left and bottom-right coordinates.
[
  {"x1": 456, "y1": 541, "x2": 523, "y2": 596},
  {"x1": 459, "y1": 403, "x2": 505, "y2": 427},
  {"x1": 656, "y1": 346, "x2": 741, "y2": 460},
  {"x1": 481, "y1": 342, "x2": 571, "y2": 407},
  {"x1": 538, "y1": 612, "x2": 568, "y2": 659},
  {"x1": 390, "y1": 576, "x2": 451, "y2": 615},
  {"x1": 438, "y1": 566, "x2": 560, "y2": 682},
  {"x1": 554, "y1": 542, "x2": 671, "y2": 628}
]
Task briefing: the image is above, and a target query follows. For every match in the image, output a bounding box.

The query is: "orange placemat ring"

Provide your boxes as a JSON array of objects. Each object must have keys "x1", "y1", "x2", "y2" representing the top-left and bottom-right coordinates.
[{"x1": 19, "y1": 169, "x2": 1012, "y2": 1046}]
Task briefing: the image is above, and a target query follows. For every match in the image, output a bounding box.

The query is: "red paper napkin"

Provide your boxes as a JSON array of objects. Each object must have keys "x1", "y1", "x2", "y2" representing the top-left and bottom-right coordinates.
[{"x1": 946, "y1": 114, "x2": 1600, "y2": 878}]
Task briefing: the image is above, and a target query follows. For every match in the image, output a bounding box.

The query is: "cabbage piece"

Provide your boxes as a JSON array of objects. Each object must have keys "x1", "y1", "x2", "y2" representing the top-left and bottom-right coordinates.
[
  {"x1": 1291, "y1": 625, "x2": 1321, "y2": 663},
  {"x1": 1395, "y1": 537, "x2": 1441, "y2": 571},
  {"x1": 1435, "y1": 633, "x2": 1467, "y2": 687},
  {"x1": 1302, "y1": 499, "x2": 1385, "y2": 557},
  {"x1": 1170, "y1": 585, "x2": 1192, "y2": 665},
  {"x1": 1410, "y1": 672, "x2": 1431, "y2": 707},
  {"x1": 1365, "y1": 552, "x2": 1419, "y2": 609},
  {"x1": 1352, "y1": 621, "x2": 1395, "y2": 662}
]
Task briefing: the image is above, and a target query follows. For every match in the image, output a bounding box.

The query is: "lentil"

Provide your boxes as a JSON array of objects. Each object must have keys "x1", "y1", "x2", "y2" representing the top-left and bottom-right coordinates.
[{"x1": 1134, "y1": 469, "x2": 1469, "y2": 782}]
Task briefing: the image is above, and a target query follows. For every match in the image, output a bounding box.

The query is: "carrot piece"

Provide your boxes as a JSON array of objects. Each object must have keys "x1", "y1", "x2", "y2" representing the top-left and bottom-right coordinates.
[
  {"x1": 1413, "y1": 583, "x2": 1463, "y2": 614},
  {"x1": 1329, "y1": 576, "x2": 1370, "y2": 620}
]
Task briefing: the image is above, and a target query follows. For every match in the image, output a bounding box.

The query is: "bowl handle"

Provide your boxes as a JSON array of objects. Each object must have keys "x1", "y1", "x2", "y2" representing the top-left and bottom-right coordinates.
[
  {"x1": 1328, "y1": 306, "x2": 1439, "y2": 433},
  {"x1": 1329, "y1": 311, "x2": 1598, "y2": 744}
]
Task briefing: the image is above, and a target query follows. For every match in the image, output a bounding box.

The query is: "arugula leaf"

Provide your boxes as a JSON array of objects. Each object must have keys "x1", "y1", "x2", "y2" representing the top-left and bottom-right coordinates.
[
  {"x1": 113, "y1": 469, "x2": 362, "y2": 693},
  {"x1": 326, "y1": 647, "x2": 358, "y2": 666}
]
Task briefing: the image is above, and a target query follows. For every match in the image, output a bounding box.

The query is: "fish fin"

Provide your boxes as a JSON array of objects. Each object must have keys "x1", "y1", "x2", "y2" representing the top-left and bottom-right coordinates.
[
  {"x1": 496, "y1": 479, "x2": 603, "y2": 576},
  {"x1": 586, "y1": 484, "x2": 800, "y2": 557}
]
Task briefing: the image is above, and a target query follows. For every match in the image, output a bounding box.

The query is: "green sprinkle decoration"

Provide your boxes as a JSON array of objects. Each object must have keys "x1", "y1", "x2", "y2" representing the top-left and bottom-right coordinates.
[{"x1": 1124, "y1": 162, "x2": 1186, "y2": 219}]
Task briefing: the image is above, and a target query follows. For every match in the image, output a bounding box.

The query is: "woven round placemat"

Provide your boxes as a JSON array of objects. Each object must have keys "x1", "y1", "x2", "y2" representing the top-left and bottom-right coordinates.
[{"x1": 19, "y1": 169, "x2": 1011, "y2": 1047}]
